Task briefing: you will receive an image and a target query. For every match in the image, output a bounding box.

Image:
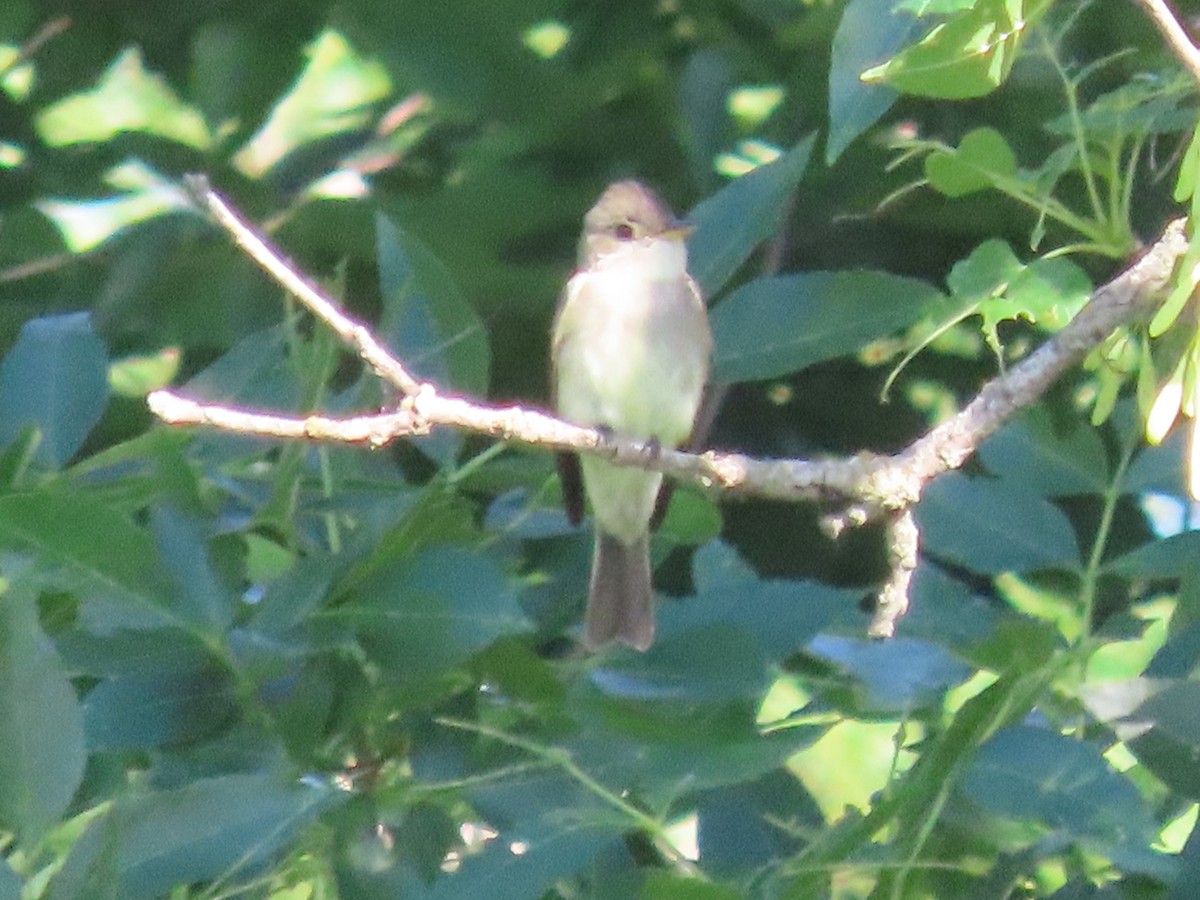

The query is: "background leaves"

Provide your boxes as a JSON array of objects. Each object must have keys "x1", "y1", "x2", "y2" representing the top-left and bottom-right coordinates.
[{"x1": 0, "y1": 1, "x2": 1196, "y2": 898}]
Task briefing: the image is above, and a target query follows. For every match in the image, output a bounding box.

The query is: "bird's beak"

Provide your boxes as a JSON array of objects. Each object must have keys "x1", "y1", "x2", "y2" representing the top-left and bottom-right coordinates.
[{"x1": 661, "y1": 223, "x2": 696, "y2": 241}]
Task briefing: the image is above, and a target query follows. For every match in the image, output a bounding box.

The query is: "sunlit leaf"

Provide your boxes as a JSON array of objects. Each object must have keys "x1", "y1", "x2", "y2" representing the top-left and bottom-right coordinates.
[
  {"x1": 108, "y1": 347, "x2": 181, "y2": 398},
  {"x1": 925, "y1": 127, "x2": 1017, "y2": 197},
  {"x1": 233, "y1": 30, "x2": 390, "y2": 178},
  {"x1": 36, "y1": 48, "x2": 210, "y2": 148},
  {"x1": 862, "y1": 0, "x2": 1051, "y2": 99},
  {"x1": 36, "y1": 162, "x2": 195, "y2": 252},
  {"x1": 687, "y1": 135, "x2": 815, "y2": 297}
]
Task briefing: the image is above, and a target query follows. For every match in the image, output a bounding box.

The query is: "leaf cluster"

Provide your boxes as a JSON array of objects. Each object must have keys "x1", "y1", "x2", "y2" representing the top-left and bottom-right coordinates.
[{"x1": 0, "y1": 1, "x2": 1198, "y2": 899}]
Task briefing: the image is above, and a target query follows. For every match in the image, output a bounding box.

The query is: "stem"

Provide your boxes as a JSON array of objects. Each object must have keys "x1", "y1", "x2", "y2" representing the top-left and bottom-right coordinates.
[
  {"x1": 1079, "y1": 440, "x2": 1135, "y2": 640},
  {"x1": 316, "y1": 445, "x2": 342, "y2": 553},
  {"x1": 434, "y1": 716, "x2": 704, "y2": 874},
  {"x1": 1041, "y1": 30, "x2": 1106, "y2": 227},
  {"x1": 446, "y1": 442, "x2": 508, "y2": 486}
]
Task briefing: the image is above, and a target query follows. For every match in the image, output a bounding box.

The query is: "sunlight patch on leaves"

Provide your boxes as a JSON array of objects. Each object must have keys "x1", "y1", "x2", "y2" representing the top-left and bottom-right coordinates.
[
  {"x1": 233, "y1": 30, "x2": 391, "y2": 178},
  {"x1": 36, "y1": 48, "x2": 210, "y2": 148}
]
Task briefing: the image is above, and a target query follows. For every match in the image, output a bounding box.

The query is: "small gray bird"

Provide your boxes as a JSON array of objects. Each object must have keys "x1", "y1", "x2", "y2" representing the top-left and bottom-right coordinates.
[{"x1": 551, "y1": 181, "x2": 711, "y2": 650}]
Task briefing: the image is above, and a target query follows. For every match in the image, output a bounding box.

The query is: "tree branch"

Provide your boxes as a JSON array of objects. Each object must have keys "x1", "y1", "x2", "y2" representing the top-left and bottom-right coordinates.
[
  {"x1": 183, "y1": 176, "x2": 422, "y2": 395},
  {"x1": 152, "y1": 178, "x2": 1187, "y2": 640},
  {"x1": 1132, "y1": 0, "x2": 1200, "y2": 87}
]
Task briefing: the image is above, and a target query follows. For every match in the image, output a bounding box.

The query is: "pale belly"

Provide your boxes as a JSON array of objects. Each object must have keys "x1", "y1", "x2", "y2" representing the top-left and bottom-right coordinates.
[
  {"x1": 554, "y1": 272, "x2": 709, "y2": 445},
  {"x1": 553, "y1": 266, "x2": 710, "y2": 540}
]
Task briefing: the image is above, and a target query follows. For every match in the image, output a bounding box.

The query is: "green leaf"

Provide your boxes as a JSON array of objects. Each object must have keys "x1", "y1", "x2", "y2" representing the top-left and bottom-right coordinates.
[
  {"x1": 994, "y1": 255, "x2": 1092, "y2": 330},
  {"x1": 589, "y1": 626, "x2": 772, "y2": 703},
  {"x1": 1046, "y1": 77, "x2": 1197, "y2": 140},
  {"x1": 1150, "y1": 267, "x2": 1197, "y2": 337},
  {"x1": 686, "y1": 136, "x2": 815, "y2": 298},
  {"x1": 654, "y1": 489, "x2": 723, "y2": 548},
  {"x1": 945, "y1": 239, "x2": 1091, "y2": 356},
  {"x1": 964, "y1": 725, "x2": 1161, "y2": 859},
  {"x1": 711, "y1": 270, "x2": 946, "y2": 383},
  {"x1": 902, "y1": 563, "x2": 1002, "y2": 653},
  {"x1": 1127, "y1": 680, "x2": 1200, "y2": 799},
  {"x1": 979, "y1": 407, "x2": 1110, "y2": 496},
  {"x1": 83, "y1": 667, "x2": 236, "y2": 750},
  {"x1": 108, "y1": 347, "x2": 181, "y2": 398},
  {"x1": 917, "y1": 473, "x2": 1080, "y2": 573},
  {"x1": 56, "y1": 627, "x2": 213, "y2": 678},
  {"x1": 150, "y1": 505, "x2": 235, "y2": 631},
  {"x1": 894, "y1": 0, "x2": 979, "y2": 13},
  {"x1": 343, "y1": 763, "x2": 620, "y2": 899},
  {"x1": 375, "y1": 211, "x2": 487, "y2": 467},
  {"x1": 331, "y1": 546, "x2": 528, "y2": 683},
  {"x1": 182, "y1": 325, "x2": 294, "y2": 411},
  {"x1": 946, "y1": 238, "x2": 1022, "y2": 298},
  {"x1": 925, "y1": 127, "x2": 1017, "y2": 197},
  {"x1": 1175, "y1": 119, "x2": 1200, "y2": 203},
  {"x1": 0, "y1": 587, "x2": 87, "y2": 846},
  {"x1": 233, "y1": 29, "x2": 390, "y2": 177},
  {"x1": 105, "y1": 774, "x2": 338, "y2": 899},
  {"x1": 375, "y1": 212, "x2": 489, "y2": 395},
  {"x1": 432, "y1": 769, "x2": 619, "y2": 900},
  {"x1": 659, "y1": 541, "x2": 853, "y2": 658},
  {"x1": 642, "y1": 872, "x2": 743, "y2": 900},
  {"x1": 807, "y1": 634, "x2": 971, "y2": 712},
  {"x1": 36, "y1": 162, "x2": 196, "y2": 253},
  {"x1": 862, "y1": 0, "x2": 1047, "y2": 99},
  {"x1": 0, "y1": 313, "x2": 109, "y2": 469},
  {"x1": 36, "y1": 48, "x2": 211, "y2": 148},
  {"x1": 251, "y1": 549, "x2": 359, "y2": 636},
  {"x1": 566, "y1": 703, "x2": 816, "y2": 808},
  {"x1": 694, "y1": 771, "x2": 814, "y2": 878},
  {"x1": 0, "y1": 491, "x2": 180, "y2": 632},
  {"x1": 678, "y1": 49, "x2": 733, "y2": 188},
  {"x1": 0, "y1": 862, "x2": 19, "y2": 900},
  {"x1": 827, "y1": 0, "x2": 919, "y2": 163},
  {"x1": 1124, "y1": 427, "x2": 1187, "y2": 495},
  {"x1": 1105, "y1": 532, "x2": 1200, "y2": 579}
]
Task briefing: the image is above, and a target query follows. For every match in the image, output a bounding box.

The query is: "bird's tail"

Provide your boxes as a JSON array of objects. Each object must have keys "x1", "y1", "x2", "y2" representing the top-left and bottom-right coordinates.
[{"x1": 584, "y1": 531, "x2": 654, "y2": 651}]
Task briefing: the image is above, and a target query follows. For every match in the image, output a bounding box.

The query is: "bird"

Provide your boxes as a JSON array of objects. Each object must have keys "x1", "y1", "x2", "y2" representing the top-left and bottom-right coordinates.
[{"x1": 551, "y1": 180, "x2": 711, "y2": 650}]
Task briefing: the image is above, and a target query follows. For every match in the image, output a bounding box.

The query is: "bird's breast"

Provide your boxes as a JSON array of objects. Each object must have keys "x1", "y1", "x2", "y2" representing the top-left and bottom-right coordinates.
[{"x1": 554, "y1": 268, "x2": 709, "y2": 445}]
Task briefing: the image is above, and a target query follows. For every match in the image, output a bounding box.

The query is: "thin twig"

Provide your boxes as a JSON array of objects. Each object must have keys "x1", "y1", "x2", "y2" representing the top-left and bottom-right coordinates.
[
  {"x1": 153, "y1": 175, "x2": 1189, "y2": 635},
  {"x1": 183, "y1": 175, "x2": 422, "y2": 394},
  {"x1": 869, "y1": 510, "x2": 919, "y2": 638},
  {"x1": 0, "y1": 16, "x2": 70, "y2": 80},
  {"x1": 1132, "y1": 0, "x2": 1200, "y2": 86},
  {"x1": 435, "y1": 716, "x2": 703, "y2": 874},
  {"x1": 151, "y1": 213, "x2": 1182, "y2": 534}
]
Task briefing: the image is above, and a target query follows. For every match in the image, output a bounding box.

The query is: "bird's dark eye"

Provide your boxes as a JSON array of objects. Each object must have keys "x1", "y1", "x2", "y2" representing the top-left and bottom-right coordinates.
[{"x1": 614, "y1": 222, "x2": 635, "y2": 240}]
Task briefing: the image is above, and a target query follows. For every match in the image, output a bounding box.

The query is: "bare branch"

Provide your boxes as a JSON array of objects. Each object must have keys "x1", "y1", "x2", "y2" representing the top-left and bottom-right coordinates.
[
  {"x1": 869, "y1": 511, "x2": 919, "y2": 639},
  {"x1": 1132, "y1": 0, "x2": 1200, "y2": 86},
  {"x1": 898, "y1": 220, "x2": 1187, "y2": 485},
  {"x1": 183, "y1": 175, "x2": 422, "y2": 395},
  {"x1": 147, "y1": 391, "x2": 419, "y2": 446},
  {"x1": 155, "y1": 177, "x2": 1189, "y2": 636}
]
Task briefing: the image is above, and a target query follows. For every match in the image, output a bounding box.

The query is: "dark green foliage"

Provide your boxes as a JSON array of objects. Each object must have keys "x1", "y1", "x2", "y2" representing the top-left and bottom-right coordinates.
[{"x1": 0, "y1": 1, "x2": 1197, "y2": 898}]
